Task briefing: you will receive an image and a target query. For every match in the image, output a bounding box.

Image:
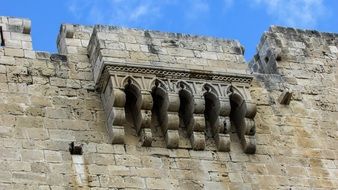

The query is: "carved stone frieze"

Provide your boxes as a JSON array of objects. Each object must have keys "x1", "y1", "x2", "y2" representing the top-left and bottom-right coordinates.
[{"x1": 99, "y1": 64, "x2": 256, "y2": 153}]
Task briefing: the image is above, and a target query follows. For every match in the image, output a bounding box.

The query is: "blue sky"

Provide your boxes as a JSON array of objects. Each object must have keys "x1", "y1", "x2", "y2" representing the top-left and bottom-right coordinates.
[{"x1": 1, "y1": 0, "x2": 337, "y2": 60}]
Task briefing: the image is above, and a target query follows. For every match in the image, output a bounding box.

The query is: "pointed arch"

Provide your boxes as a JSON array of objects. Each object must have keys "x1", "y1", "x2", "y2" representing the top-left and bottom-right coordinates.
[
  {"x1": 203, "y1": 83, "x2": 221, "y2": 137},
  {"x1": 178, "y1": 81, "x2": 194, "y2": 130},
  {"x1": 225, "y1": 85, "x2": 245, "y2": 99},
  {"x1": 203, "y1": 83, "x2": 219, "y2": 97},
  {"x1": 151, "y1": 79, "x2": 169, "y2": 129},
  {"x1": 229, "y1": 89, "x2": 250, "y2": 148},
  {"x1": 124, "y1": 76, "x2": 142, "y2": 133},
  {"x1": 121, "y1": 76, "x2": 141, "y2": 90},
  {"x1": 176, "y1": 80, "x2": 194, "y2": 94},
  {"x1": 149, "y1": 78, "x2": 168, "y2": 91}
]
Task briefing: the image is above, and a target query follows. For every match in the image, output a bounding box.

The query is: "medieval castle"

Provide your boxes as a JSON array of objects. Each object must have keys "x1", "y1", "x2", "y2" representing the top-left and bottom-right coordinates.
[{"x1": 0, "y1": 16, "x2": 337, "y2": 189}]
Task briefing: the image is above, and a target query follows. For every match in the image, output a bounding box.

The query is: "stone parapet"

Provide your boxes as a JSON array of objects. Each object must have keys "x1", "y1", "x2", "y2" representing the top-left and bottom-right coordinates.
[{"x1": 87, "y1": 25, "x2": 248, "y2": 85}]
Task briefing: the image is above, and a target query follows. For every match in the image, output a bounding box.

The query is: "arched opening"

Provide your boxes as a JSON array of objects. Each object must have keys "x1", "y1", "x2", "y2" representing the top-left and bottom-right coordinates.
[
  {"x1": 204, "y1": 91, "x2": 220, "y2": 137},
  {"x1": 179, "y1": 88, "x2": 194, "y2": 129},
  {"x1": 124, "y1": 79, "x2": 142, "y2": 132},
  {"x1": 151, "y1": 83, "x2": 168, "y2": 129},
  {"x1": 229, "y1": 93, "x2": 247, "y2": 138}
]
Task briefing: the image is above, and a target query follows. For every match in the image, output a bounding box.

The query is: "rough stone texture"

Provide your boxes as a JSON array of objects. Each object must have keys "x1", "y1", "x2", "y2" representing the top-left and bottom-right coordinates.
[{"x1": 0, "y1": 17, "x2": 337, "y2": 189}]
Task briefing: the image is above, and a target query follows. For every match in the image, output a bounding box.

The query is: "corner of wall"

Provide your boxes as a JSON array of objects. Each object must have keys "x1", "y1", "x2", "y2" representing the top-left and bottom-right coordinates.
[
  {"x1": 57, "y1": 24, "x2": 93, "y2": 55},
  {"x1": 0, "y1": 16, "x2": 34, "y2": 59}
]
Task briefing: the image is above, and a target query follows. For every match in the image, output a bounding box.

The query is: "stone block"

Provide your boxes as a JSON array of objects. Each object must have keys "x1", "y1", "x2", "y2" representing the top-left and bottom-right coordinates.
[
  {"x1": 44, "y1": 150, "x2": 63, "y2": 163},
  {"x1": 24, "y1": 50, "x2": 35, "y2": 58},
  {"x1": 0, "y1": 56, "x2": 15, "y2": 65},
  {"x1": 21, "y1": 149, "x2": 44, "y2": 162},
  {"x1": 16, "y1": 116, "x2": 43, "y2": 128},
  {"x1": 8, "y1": 17, "x2": 22, "y2": 25},
  {"x1": 141, "y1": 156, "x2": 163, "y2": 168},
  {"x1": 215, "y1": 133, "x2": 231, "y2": 152},
  {"x1": 0, "y1": 148, "x2": 20, "y2": 161},
  {"x1": 146, "y1": 178, "x2": 172, "y2": 189},
  {"x1": 24, "y1": 128, "x2": 49, "y2": 140},
  {"x1": 87, "y1": 164, "x2": 108, "y2": 175},
  {"x1": 49, "y1": 163, "x2": 72, "y2": 174},
  {"x1": 115, "y1": 155, "x2": 142, "y2": 167},
  {"x1": 107, "y1": 125, "x2": 125, "y2": 144},
  {"x1": 49, "y1": 129, "x2": 75, "y2": 141},
  {"x1": 65, "y1": 39, "x2": 82, "y2": 46},
  {"x1": 0, "y1": 171, "x2": 12, "y2": 183},
  {"x1": 31, "y1": 162, "x2": 50, "y2": 173},
  {"x1": 5, "y1": 39, "x2": 22, "y2": 48},
  {"x1": 12, "y1": 172, "x2": 46, "y2": 184},
  {"x1": 124, "y1": 176, "x2": 145, "y2": 188},
  {"x1": 50, "y1": 77, "x2": 67, "y2": 87},
  {"x1": 200, "y1": 51, "x2": 218, "y2": 60},
  {"x1": 190, "y1": 132, "x2": 206, "y2": 150},
  {"x1": 107, "y1": 165, "x2": 131, "y2": 176},
  {"x1": 165, "y1": 130, "x2": 179, "y2": 148},
  {"x1": 99, "y1": 175, "x2": 124, "y2": 188},
  {"x1": 46, "y1": 108, "x2": 70, "y2": 119},
  {"x1": 88, "y1": 153, "x2": 116, "y2": 165},
  {"x1": 130, "y1": 168, "x2": 164, "y2": 178},
  {"x1": 4, "y1": 48, "x2": 24, "y2": 57}
]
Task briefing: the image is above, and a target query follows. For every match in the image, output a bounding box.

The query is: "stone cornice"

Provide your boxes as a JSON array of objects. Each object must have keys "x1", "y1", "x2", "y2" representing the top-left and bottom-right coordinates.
[{"x1": 98, "y1": 63, "x2": 253, "y2": 89}]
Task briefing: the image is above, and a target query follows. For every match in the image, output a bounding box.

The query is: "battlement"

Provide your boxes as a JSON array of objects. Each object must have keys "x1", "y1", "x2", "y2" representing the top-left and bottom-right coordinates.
[
  {"x1": 2, "y1": 16, "x2": 336, "y2": 69},
  {"x1": 250, "y1": 25, "x2": 338, "y2": 74},
  {"x1": 0, "y1": 16, "x2": 34, "y2": 58}
]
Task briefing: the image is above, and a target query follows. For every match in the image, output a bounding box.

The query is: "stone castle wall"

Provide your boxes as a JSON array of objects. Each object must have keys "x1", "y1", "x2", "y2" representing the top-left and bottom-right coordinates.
[{"x1": 0, "y1": 16, "x2": 337, "y2": 189}]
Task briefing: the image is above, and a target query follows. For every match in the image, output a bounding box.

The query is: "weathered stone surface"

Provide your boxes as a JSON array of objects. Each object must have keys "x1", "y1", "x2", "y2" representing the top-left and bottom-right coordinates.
[{"x1": 0, "y1": 16, "x2": 336, "y2": 189}]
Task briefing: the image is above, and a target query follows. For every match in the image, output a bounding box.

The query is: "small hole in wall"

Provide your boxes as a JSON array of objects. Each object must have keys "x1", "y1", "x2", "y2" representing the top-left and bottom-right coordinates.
[
  {"x1": 276, "y1": 55, "x2": 282, "y2": 61},
  {"x1": 264, "y1": 56, "x2": 269, "y2": 63},
  {"x1": 69, "y1": 142, "x2": 83, "y2": 155},
  {"x1": 0, "y1": 27, "x2": 5, "y2": 46}
]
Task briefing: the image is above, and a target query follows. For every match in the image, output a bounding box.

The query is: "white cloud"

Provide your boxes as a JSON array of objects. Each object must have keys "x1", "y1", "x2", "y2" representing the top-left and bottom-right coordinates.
[
  {"x1": 66, "y1": 0, "x2": 237, "y2": 27},
  {"x1": 253, "y1": 0, "x2": 328, "y2": 28},
  {"x1": 185, "y1": 0, "x2": 210, "y2": 20},
  {"x1": 66, "y1": 0, "x2": 166, "y2": 26},
  {"x1": 129, "y1": 4, "x2": 149, "y2": 21}
]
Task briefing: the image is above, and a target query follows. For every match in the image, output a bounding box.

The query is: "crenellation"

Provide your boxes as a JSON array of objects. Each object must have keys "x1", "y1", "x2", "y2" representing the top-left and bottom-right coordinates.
[
  {"x1": 0, "y1": 16, "x2": 337, "y2": 189},
  {"x1": 0, "y1": 17, "x2": 33, "y2": 55},
  {"x1": 57, "y1": 24, "x2": 93, "y2": 55}
]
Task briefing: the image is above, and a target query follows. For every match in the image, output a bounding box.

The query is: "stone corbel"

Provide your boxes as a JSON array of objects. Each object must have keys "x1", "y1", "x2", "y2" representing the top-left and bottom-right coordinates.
[
  {"x1": 102, "y1": 75, "x2": 155, "y2": 146},
  {"x1": 139, "y1": 90, "x2": 153, "y2": 146},
  {"x1": 165, "y1": 93, "x2": 180, "y2": 148},
  {"x1": 178, "y1": 81, "x2": 206, "y2": 150},
  {"x1": 242, "y1": 101, "x2": 257, "y2": 154},
  {"x1": 151, "y1": 79, "x2": 180, "y2": 148},
  {"x1": 102, "y1": 77, "x2": 126, "y2": 144},
  {"x1": 215, "y1": 98, "x2": 231, "y2": 152},
  {"x1": 191, "y1": 96, "x2": 206, "y2": 150},
  {"x1": 123, "y1": 77, "x2": 153, "y2": 147},
  {"x1": 203, "y1": 84, "x2": 231, "y2": 152},
  {"x1": 228, "y1": 86, "x2": 257, "y2": 154}
]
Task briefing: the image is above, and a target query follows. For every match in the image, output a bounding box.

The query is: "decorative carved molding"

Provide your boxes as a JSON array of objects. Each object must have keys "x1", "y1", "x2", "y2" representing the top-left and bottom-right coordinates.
[
  {"x1": 99, "y1": 64, "x2": 257, "y2": 153},
  {"x1": 101, "y1": 64, "x2": 253, "y2": 89}
]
